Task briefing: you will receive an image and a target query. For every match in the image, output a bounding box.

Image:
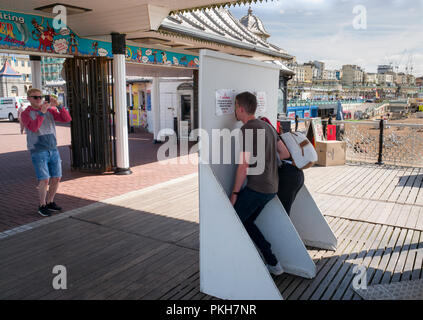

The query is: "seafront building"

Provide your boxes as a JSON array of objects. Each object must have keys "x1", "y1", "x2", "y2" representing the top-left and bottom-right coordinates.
[
  {"x1": 341, "y1": 65, "x2": 364, "y2": 86},
  {"x1": 377, "y1": 64, "x2": 394, "y2": 74},
  {"x1": 0, "y1": 55, "x2": 31, "y2": 96},
  {"x1": 364, "y1": 73, "x2": 378, "y2": 85},
  {"x1": 377, "y1": 73, "x2": 394, "y2": 86},
  {"x1": 287, "y1": 57, "x2": 421, "y2": 101},
  {"x1": 0, "y1": 59, "x2": 30, "y2": 97}
]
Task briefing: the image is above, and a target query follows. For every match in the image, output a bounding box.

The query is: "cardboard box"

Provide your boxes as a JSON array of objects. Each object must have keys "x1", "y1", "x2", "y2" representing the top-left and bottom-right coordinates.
[{"x1": 316, "y1": 141, "x2": 346, "y2": 166}]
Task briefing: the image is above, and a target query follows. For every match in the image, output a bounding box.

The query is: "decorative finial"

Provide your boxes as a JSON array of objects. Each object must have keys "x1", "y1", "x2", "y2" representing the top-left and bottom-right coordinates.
[{"x1": 248, "y1": 6, "x2": 252, "y2": 15}]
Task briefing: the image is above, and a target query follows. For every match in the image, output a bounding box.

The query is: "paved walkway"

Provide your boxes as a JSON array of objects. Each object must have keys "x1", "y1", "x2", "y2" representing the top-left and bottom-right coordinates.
[
  {"x1": 0, "y1": 120, "x2": 197, "y2": 232},
  {"x1": 0, "y1": 164, "x2": 422, "y2": 300}
]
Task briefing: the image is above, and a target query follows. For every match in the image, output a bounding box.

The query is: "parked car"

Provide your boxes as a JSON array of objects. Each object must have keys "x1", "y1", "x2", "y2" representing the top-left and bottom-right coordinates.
[{"x1": 0, "y1": 96, "x2": 30, "y2": 121}]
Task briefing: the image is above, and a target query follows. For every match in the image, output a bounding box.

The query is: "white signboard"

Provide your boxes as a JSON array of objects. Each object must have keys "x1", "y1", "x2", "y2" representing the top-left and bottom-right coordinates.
[
  {"x1": 255, "y1": 91, "x2": 267, "y2": 116},
  {"x1": 215, "y1": 89, "x2": 236, "y2": 116}
]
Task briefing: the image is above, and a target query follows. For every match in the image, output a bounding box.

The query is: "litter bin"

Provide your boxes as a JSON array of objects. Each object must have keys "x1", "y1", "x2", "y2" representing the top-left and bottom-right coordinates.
[
  {"x1": 321, "y1": 119, "x2": 328, "y2": 139},
  {"x1": 327, "y1": 125, "x2": 336, "y2": 141}
]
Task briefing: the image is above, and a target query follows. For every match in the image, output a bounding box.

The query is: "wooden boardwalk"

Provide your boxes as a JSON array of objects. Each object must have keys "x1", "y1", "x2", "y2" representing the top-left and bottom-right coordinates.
[{"x1": 0, "y1": 165, "x2": 422, "y2": 300}]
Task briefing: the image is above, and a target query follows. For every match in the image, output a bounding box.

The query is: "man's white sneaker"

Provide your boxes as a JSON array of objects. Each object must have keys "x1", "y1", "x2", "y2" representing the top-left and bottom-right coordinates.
[{"x1": 267, "y1": 262, "x2": 284, "y2": 276}]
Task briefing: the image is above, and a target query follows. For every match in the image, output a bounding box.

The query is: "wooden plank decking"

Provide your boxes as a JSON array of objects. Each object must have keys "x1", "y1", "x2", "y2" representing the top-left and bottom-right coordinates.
[{"x1": 0, "y1": 165, "x2": 422, "y2": 300}]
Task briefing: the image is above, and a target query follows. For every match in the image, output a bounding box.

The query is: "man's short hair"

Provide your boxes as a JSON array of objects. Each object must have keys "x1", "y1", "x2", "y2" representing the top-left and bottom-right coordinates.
[
  {"x1": 27, "y1": 88, "x2": 42, "y2": 97},
  {"x1": 236, "y1": 92, "x2": 257, "y2": 115}
]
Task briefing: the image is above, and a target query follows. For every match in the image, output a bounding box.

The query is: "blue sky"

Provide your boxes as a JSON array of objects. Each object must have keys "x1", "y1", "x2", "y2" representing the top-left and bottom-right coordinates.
[{"x1": 230, "y1": 0, "x2": 423, "y2": 76}]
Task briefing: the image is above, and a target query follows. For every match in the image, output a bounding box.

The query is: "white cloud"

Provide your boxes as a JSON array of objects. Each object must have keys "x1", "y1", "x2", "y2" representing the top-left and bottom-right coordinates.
[{"x1": 230, "y1": 0, "x2": 423, "y2": 75}]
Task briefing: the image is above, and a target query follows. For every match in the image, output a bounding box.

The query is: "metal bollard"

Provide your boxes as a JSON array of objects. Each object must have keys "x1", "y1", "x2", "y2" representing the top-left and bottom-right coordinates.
[{"x1": 376, "y1": 119, "x2": 384, "y2": 165}]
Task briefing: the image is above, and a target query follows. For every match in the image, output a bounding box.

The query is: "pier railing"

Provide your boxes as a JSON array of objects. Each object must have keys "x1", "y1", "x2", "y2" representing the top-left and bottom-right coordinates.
[
  {"x1": 287, "y1": 118, "x2": 423, "y2": 168},
  {"x1": 341, "y1": 120, "x2": 423, "y2": 167}
]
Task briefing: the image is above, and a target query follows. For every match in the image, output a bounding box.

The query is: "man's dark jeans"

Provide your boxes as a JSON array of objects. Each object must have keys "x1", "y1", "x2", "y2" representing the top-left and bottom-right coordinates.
[
  {"x1": 234, "y1": 187, "x2": 278, "y2": 266},
  {"x1": 277, "y1": 163, "x2": 305, "y2": 216}
]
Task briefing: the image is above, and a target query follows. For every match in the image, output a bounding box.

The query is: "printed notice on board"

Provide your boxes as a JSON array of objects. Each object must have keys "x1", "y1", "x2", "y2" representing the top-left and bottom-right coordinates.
[
  {"x1": 311, "y1": 118, "x2": 325, "y2": 142},
  {"x1": 255, "y1": 91, "x2": 267, "y2": 116},
  {"x1": 216, "y1": 89, "x2": 236, "y2": 116}
]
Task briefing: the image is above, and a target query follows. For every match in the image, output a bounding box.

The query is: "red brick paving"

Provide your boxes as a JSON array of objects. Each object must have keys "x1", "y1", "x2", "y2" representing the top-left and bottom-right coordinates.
[{"x1": 0, "y1": 120, "x2": 197, "y2": 232}]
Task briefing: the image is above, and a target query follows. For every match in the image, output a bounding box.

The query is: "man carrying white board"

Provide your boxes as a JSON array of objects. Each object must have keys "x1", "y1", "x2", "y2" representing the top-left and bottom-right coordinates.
[{"x1": 230, "y1": 91, "x2": 290, "y2": 276}]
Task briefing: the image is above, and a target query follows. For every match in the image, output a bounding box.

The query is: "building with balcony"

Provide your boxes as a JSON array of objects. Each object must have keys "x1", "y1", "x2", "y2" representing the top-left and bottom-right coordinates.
[
  {"x1": 364, "y1": 73, "x2": 378, "y2": 85},
  {"x1": 291, "y1": 64, "x2": 306, "y2": 83},
  {"x1": 310, "y1": 61, "x2": 325, "y2": 80},
  {"x1": 322, "y1": 69, "x2": 337, "y2": 81},
  {"x1": 289, "y1": 63, "x2": 313, "y2": 84},
  {"x1": 406, "y1": 74, "x2": 416, "y2": 86},
  {"x1": 377, "y1": 73, "x2": 394, "y2": 86},
  {"x1": 341, "y1": 65, "x2": 364, "y2": 86},
  {"x1": 302, "y1": 63, "x2": 314, "y2": 83},
  {"x1": 378, "y1": 64, "x2": 394, "y2": 74},
  {"x1": 394, "y1": 73, "x2": 408, "y2": 86},
  {"x1": 41, "y1": 57, "x2": 65, "y2": 84}
]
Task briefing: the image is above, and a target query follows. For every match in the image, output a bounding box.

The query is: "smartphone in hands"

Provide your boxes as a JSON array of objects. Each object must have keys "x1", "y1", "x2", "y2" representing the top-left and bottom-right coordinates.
[{"x1": 45, "y1": 95, "x2": 50, "y2": 103}]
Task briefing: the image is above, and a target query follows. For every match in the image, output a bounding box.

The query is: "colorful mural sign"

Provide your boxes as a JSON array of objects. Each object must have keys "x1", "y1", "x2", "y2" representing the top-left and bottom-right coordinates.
[
  {"x1": 0, "y1": 10, "x2": 199, "y2": 69},
  {"x1": 125, "y1": 45, "x2": 199, "y2": 68},
  {"x1": 0, "y1": 10, "x2": 112, "y2": 56}
]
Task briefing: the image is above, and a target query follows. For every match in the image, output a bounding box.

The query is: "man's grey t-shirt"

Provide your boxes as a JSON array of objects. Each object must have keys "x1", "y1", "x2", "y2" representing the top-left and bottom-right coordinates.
[{"x1": 241, "y1": 118, "x2": 278, "y2": 194}]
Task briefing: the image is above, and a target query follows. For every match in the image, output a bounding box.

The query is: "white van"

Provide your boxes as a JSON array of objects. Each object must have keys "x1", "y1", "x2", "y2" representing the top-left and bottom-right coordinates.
[{"x1": 0, "y1": 97, "x2": 30, "y2": 121}]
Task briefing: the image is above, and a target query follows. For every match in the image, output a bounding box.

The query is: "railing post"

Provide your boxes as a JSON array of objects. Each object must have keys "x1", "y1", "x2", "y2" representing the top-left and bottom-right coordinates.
[{"x1": 376, "y1": 118, "x2": 384, "y2": 165}]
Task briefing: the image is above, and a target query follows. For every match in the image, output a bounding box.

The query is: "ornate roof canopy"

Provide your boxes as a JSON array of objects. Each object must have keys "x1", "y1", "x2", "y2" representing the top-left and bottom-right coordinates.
[
  {"x1": 239, "y1": 7, "x2": 270, "y2": 41},
  {"x1": 157, "y1": 7, "x2": 291, "y2": 60}
]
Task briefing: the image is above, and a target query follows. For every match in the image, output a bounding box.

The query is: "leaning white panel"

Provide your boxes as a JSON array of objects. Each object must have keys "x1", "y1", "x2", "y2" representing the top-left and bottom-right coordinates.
[
  {"x1": 199, "y1": 164, "x2": 283, "y2": 300},
  {"x1": 290, "y1": 185, "x2": 338, "y2": 251},
  {"x1": 255, "y1": 197, "x2": 317, "y2": 279}
]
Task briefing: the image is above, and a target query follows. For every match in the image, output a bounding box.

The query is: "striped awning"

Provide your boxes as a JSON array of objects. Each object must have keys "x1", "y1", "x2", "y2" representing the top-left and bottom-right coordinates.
[
  {"x1": 0, "y1": 60, "x2": 22, "y2": 77},
  {"x1": 170, "y1": 0, "x2": 270, "y2": 13}
]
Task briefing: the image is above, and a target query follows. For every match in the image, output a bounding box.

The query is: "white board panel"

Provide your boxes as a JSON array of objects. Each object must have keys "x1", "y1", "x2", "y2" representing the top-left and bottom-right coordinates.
[
  {"x1": 290, "y1": 185, "x2": 338, "y2": 251},
  {"x1": 199, "y1": 50, "x2": 316, "y2": 300},
  {"x1": 199, "y1": 164, "x2": 283, "y2": 300},
  {"x1": 256, "y1": 197, "x2": 317, "y2": 279}
]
